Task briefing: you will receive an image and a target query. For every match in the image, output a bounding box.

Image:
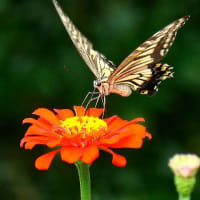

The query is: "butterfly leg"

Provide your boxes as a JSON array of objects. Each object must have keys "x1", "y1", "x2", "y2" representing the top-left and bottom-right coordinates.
[
  {"x1": 83, "y1": 88, "x2": 100, "y2": 111},
  {"x1": 99, "y1": 86, "x2": 106, "y2": 118},
  {"x1": 103, "y1": 94, "x2": 106, "y2": 111},
  {"x1": 95, "y1": 94, "x2": 101, "y2": 108},
  {"x1": 81, "y1": 89, "x2": 99, "y2": 106},
  {"x1": 84, "y1": 95, "x2": 100, "y2": 114},
  {"x1": 101, "y1": 94, "x2": 106, "y2": 118}
]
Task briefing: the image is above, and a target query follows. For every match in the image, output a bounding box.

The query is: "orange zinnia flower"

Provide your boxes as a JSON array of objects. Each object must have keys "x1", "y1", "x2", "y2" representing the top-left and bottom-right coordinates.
[{"x1": 20, "y1": 106, "x2": 151, "y2": 170}]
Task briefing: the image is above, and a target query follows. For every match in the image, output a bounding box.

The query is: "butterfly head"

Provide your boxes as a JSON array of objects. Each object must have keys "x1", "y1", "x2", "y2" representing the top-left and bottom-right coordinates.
[
  {"x1": 93, "y1": 79, "x2": 110, "y2": 96},
  {"x1": 93, "y1": 80, "x2": 102, "y2": 88}
]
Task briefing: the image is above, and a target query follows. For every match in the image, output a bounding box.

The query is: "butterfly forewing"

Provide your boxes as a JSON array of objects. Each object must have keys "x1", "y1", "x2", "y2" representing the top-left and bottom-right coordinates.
[
  {"x1": 53, "y1": 0, "x2": 115, "y2": 80},
  {"x1": 108, "y1": 15, "x2": 189, "y2": 95},
  {"x1": 109, "y1": 16, "x2": 189, "y2": 81}
]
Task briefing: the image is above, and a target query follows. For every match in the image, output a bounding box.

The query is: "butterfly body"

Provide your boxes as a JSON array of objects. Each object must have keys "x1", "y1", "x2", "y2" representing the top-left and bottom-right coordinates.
[
  {"x1": 93, "y1": 80, "x2": 132, "y2": 97},
  {"x1": 53, "y1": 0, "x2": 189, "y2": 98}
]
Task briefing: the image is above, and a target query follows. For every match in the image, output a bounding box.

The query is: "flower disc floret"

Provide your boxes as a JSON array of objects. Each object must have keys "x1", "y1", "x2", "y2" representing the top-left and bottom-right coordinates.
[{"x1": 60, "y1": 116, "x2": 107, "y2": 138}]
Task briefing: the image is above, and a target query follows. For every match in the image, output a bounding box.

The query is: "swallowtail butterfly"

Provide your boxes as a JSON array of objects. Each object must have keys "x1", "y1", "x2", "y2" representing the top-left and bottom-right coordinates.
[{"x1": 53, "y1": 0, "x2": 189, "y2": 99}]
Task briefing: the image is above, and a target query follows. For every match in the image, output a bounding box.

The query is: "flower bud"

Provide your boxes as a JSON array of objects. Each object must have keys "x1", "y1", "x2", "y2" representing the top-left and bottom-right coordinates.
[
  {"x1": 169, "y1": 154, "x2": 200, "y2": 178},
  {"x1": 169, "y1": 154, "x2": 200, "y2": 197}
]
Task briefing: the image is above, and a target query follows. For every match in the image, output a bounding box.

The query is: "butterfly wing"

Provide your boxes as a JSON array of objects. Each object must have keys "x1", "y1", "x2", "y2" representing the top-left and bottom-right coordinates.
[
  {"x1": 53, "y1": 0, "x2": 115, "y2": 80},
  {"x1": 108, "y1": 16, "x2": 189, "y2": 95}
]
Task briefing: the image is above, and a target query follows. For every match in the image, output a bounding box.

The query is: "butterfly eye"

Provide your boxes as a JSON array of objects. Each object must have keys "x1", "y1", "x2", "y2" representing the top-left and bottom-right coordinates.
[{"x1": 93, "y1": 80, "x2": 101, "y2": 87}]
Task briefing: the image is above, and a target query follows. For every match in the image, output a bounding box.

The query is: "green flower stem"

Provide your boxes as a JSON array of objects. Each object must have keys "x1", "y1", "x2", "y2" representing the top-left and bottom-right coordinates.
[
  {"x1": 75, "y1": 161, "x2": 91, "y2": 200},
  {"x1": 179, "y1": 194, "x2": 190, "y2": 200}
]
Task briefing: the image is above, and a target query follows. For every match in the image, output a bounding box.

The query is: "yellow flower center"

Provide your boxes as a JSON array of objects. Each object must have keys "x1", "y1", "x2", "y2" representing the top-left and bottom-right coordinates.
[{"x1": 60, "y1": 116, "x2": 107, "y2": 138}]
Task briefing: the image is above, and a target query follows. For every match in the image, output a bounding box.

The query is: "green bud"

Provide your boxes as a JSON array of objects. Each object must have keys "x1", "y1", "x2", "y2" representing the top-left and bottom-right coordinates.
[{"x1": 175, "y1": 176, "x2": 196, "y2": 196}]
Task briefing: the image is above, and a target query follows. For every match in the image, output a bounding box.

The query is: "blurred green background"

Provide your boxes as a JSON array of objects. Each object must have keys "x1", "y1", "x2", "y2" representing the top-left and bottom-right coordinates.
[{"x1": 1, "y1": 0, "x2": 200, "y2": 199}]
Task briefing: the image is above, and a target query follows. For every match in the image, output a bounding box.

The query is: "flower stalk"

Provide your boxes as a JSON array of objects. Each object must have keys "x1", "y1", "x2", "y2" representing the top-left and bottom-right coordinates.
[{"x1": 75, "y1": 161, "x2": 91, "y2": 200}]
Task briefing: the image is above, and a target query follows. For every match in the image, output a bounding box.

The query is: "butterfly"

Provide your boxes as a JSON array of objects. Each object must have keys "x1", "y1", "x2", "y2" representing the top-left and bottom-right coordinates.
[{"x1": 53, "y1": 0, "x2": 189, "y2": 104}]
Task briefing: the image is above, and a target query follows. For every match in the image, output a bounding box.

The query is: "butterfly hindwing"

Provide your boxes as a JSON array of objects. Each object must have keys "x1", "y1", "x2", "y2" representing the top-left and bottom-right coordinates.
[
  {"x1": 135, "y1": 63, "x2": 174, "y2": 96},
  {"x1": 53, "y1": 0, "x2": 115, "y2": 80}
]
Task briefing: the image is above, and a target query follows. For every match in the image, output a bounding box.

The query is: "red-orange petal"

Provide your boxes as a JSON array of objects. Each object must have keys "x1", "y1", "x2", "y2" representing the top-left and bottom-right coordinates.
[
  {"x1": 33, "y1": 108, "x2": 60, "y2": 125},
  {"x1": 100, "y1": 147, "x2": 127, "y2": 167},
  {"x1": 35, "y1": 149, "x2": 60, "y2": 170},
  {"x1": 74, "y1": 106, "x2": 85, "y2": 116},
  {"x1": 81, "y1": 145, "x2": 99, "y2": 164},
  {"x1": 112, "y1": 152, "x2": 127, "y2": 167},
  {"x1": 106, "y1": 124, "x2": 152, "y2": 148},
  {"x1": 105, "y1": 118, "x2": 145, "y2": 137},
  {"x1": 130, "y1": 117, "x2": 145, "y2": 123},
  {"x1": 47, "y1": 138, "x2": 62, "y2": 148},
  {"x1": 100, "y1": 135, "x2": 120, "y2": 145},
  {"x1": 146, "y1": 132, "x2": 152, "y2": 140},
  {"x1": 24, "y1": 142, "x2": 36, "y2": 149},
  {"x1": 54, "y1": 109, "x2": 74, "y2": 120},
  {"x1": 105, "y1": 116, "x2": 128, "y2": 133},
  {"x1": 126, "y1": 124, "x2": 146, "y2": 137},
  {"x1": 20, "y1": 138, "x2": 26, "y2": 148},
  {"x1": 60, "y1": 147, "x2": 81, "y2": 164},
  {"x1": 104, "y1": 115, "x2": 118, "y2": 125},
  {"x1": 23, "y1": 118, "x2": 50, "y2": 130},
  {"x1": 86, "y1": 108, "x2": 104, "y2": 117},
  {"x1": 25, "y1": 125, "x2": 45, "y2": 136},
  {"x1": 25, "y1": 125, "x2": 59, "y2": 138},
  {"x1": 20, "y1": 136, "x2": 60, "y2": 149},
  {"x1": 107, "y1": 135, "x2": 143, "y2": 148},
  {"x1": 114, "y1": 124, "x2": 146, "y2": 138}
]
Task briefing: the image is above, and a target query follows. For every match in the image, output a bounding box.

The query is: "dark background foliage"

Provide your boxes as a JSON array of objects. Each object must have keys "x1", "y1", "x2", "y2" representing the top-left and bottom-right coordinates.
[{"x1": 1, "y1": 0, "x2": 200, "y2": 199}]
